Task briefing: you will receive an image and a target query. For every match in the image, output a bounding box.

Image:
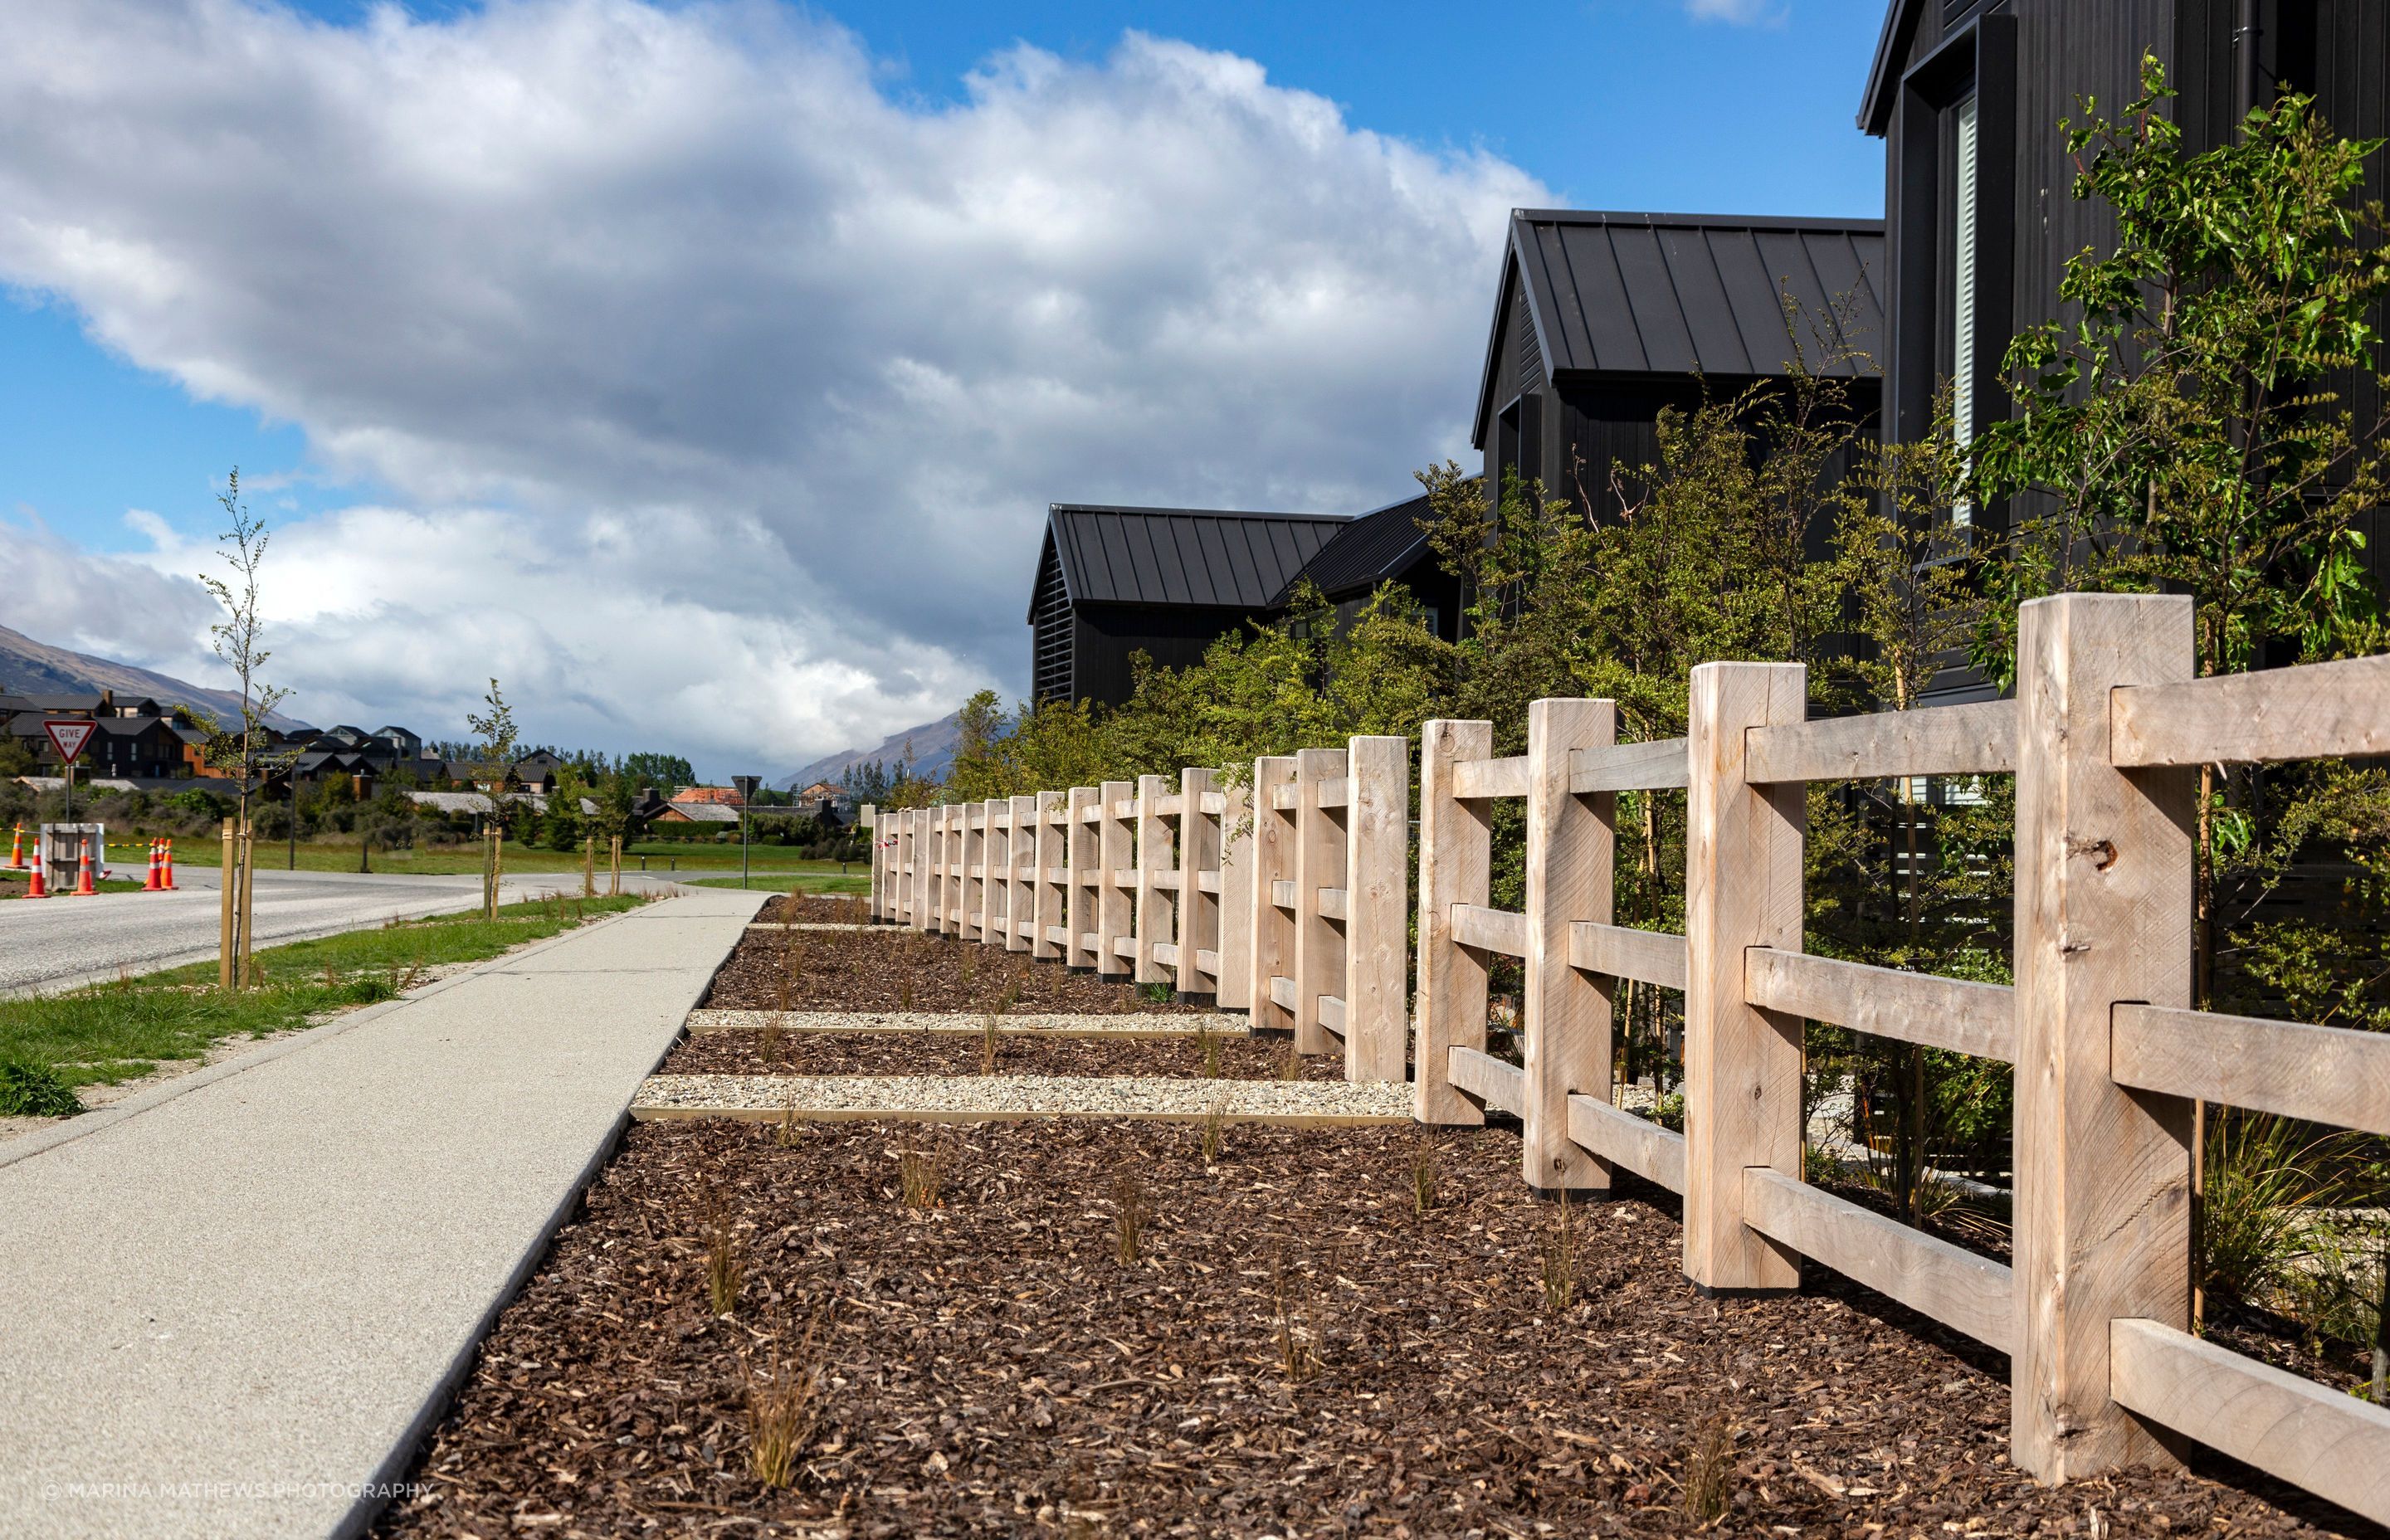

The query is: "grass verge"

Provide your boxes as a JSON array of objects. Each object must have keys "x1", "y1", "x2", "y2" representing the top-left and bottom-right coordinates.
[
  {"x1": 685, "y1": 872, "x2": 868, "y2": 894},
  {"x1": 0, "y1": 893, "x2": 649, "y2": 1099}
]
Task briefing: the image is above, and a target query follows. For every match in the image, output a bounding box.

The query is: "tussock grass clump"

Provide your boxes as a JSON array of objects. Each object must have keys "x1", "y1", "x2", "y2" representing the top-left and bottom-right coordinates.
[
  {"x1": 1279, "y1": 1040, "x2": 1304, "y2": 1082},
  {"x1": 775, "y1": 1098, "x2": 805, "y2": 1148},
  {"x1": 759, "y1": 1013, "x2": 787, "y2": 1066},
  {"x1": 744, "y1": 1307, "x2": 830, "y2": 1489},
  {"x1": 979, "y1": 1012, "x2": 1001, "y2": 1075},
  {"x1": 898, "y1": 1143, "x2": 949, "y2": 1210},
  {"x1": 1271, "y1": 1248, "x2": 1319, "y2": 1386},
  {"x1": 1194, "y1": 1022, "x2": 1222, "y2": 1079},
  {"x1": 701, "y1": 1187, "x2": 744, "y2": 1317},
  {"x1": 1679, "y1": 1411, "x2": 1734, "y2": 1521},
  {"x1": 0, "y1": 1059, "x2": 80, "y2": 1118},
  {"x1": 1538, "y1": 1188, "x2": 1576, "y2": 1313},
  {"x1": 1112, "y1": 1166, "x2": 1146, "y2": 1265},
  {"x1": 1197, "y1": 1098, "x2": 1227, "y2": 1165},
  {"x1": 1409, "y1": 1131, "x2": 1441, "y2": 1217}
]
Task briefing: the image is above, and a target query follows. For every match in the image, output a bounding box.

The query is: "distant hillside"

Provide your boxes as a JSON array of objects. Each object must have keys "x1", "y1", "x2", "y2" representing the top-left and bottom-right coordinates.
[
  {"x1": 783, "y1": 709, "x2": 963, "y2": 790},
  {"x1": 0, "y1": 621, "x2": 312, "y2": 730}
]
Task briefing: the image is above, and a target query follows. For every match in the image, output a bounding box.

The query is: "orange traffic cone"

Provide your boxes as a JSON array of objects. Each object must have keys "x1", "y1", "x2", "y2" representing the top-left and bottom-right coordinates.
[
  {"x1": 25, "y1": 840, "x2": 45, "y2": 898},
  {"x1": 73, "y1": 834, "x2": 95, "y2": 897},
  {"x1": 143, "y1": 839, "x2": 163, "y2": 891},
  {"x1": 5, "y1": 823, "x2": 22, "y2": 870},
  {"x1": 163, "y1": 837, "x2": 178, "y2": 890}
]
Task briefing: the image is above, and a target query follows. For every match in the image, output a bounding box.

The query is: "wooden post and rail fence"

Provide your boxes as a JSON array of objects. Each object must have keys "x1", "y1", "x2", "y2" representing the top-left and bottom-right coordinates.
[{"x1": 867, "y1": 592, "x2": 2390, "y2": 1522}]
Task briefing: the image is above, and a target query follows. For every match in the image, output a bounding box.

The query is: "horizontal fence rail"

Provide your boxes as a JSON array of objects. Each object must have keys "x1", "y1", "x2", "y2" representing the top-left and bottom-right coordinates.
[{"x1": 869, "y1": 592, "x2": 2390, "y2": 1525}]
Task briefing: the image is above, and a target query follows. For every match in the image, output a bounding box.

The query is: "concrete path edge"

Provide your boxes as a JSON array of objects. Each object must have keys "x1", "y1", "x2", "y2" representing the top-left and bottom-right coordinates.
[{"x1": 339, "y1": 890, "x2": 762, "y2": 1539}]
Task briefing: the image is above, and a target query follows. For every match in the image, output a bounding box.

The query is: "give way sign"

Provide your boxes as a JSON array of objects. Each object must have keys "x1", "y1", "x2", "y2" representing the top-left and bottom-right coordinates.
[{"x1": 44, "y1": 719, "x2": 96, "y2": 765}]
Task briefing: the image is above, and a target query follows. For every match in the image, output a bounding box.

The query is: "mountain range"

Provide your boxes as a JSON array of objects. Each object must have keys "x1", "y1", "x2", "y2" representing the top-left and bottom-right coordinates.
[
  {"x1": 0, "y1": 621, "x2": 312, "y2": 730},
  {"x1": 782, "y1": 708, "x2": 962, "y2": 791}
]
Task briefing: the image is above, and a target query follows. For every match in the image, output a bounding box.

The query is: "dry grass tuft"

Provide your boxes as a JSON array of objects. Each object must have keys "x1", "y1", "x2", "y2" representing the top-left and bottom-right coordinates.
[
  {"x1": 1195, "y1": 1022, "x2": 1222, "y2": 1079},
  {"x1": 759, "y1": 1012, "x2": 787, "y2": 1067},
  {"x1": 744, "y1": 1305, "x2": 831, "y2": 1489},
  {"x1": 701, "y1": 1186, "x2": 744, "y2": 1317},
  {"x1": 1679, "y1": 1411, "x2": 1734, "y2": 1521},
  {"x1": 1198, "y1": 1097, "x2": 1227, "y2": 1165},
  {"x1": 1112, "y1": 1165, "x2": 1146, "y2": 1265},
  {"x1": 979, "y1": 1012, "x2": 1001, "y2": 1075},
  {"x1": 1538, "y1": 1187, "x2": 1576, "y2": 1313},
  {"x1": 1409, "y1": 1130, "x2": 1441, "y2": 1217},
  {"x1": 1271, "y1": 1247, "x2": 1319, "y2": 1386},
  {"x1": 898, "y1": 1143, "x2": 949, "y2": 1210},
  {"x1": 1279, "y1": 1040, "x2": 1303, "y2": 1081}
]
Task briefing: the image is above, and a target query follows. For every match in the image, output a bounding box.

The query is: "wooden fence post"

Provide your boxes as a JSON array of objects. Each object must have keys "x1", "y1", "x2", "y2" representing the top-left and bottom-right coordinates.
[
  {"x1": 1177, "y1": 767, "x2": 1220, "y2": 998},
  {"x1": 1683, "y1": 661, "x2": 1807, "y2": 1293},
  {"x1": 1292, "y1": 747, "x2": 1347, "y2": 1058},
  {"x1": 1415, "y1": 720, "x2": 1492, "y2": 1124},
  {"x1": 984, "y1": 799, "x2": 1010, "y2": 949},
  {"x1": 1033, "y1": 790, "x2": 1066, "y2": 961},
  {"x1": 1524, "y1": 699, "x2": 1615, "y2": 1192},
  {"x1": 1217, "y1": 782, "x2": 1252, "y2": 1012},
  {"x1": 1248, "y1": 757, "x2": 1298, "y2": 1030},
  {"x1": 921, "y1": 808, "x2": 944, "y2": 934},
  {"x1": 1344, "y1": 735, "x2": 1410, "y2": 1084},
  {"x1": 1134, "y1": 774, "x2": 1173, "y2": 985},
  {"x1": 953, "y1": 804, "x2": 978, "y2": 942},
  {"x1": 1067, "y1": 787, "x2": 1098, "y2": 969},
  {"x1": 1007, "y1": 794, "x2": 1037, "y2": 952},
  {"x1": 2012, "y1": 593, "x2": 2197, "y2": 1480},
  {"x1": 1096, "y1": 780, "x2": 1134, "y2": 978}
]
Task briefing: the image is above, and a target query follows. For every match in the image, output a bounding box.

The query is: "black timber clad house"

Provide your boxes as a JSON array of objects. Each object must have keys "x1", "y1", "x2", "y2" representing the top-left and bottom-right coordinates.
[
  {"x1": 1271, "y1": 490, "x2": 1462, "y2": 643},
  {"x1": 1474, "y1": 210, "x2": 1886, "y2": 519},
  {"x1": 1029, "y1": 504, "x2": 1349, "y2": 705},
  {"x1": 1863, "y1": 0, "x2": 2390, "y2": 701}
]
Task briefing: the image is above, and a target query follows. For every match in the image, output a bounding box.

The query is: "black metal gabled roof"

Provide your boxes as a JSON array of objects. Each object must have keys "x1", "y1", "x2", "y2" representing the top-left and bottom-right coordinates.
[
  {"x1": 1473, "y1": 209, "x2": 1887, "y2": 448},
  {"x1": 1271, "y1": 490, "x2": 1440, "y2": 606},
  {"x1": 1032, "y1": 504, "x2": 1349, "y2": 616}
]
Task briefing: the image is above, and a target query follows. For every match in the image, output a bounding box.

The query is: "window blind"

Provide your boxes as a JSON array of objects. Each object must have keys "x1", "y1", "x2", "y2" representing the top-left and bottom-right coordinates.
[{"x1": 1951, "y1": 92, "x2": 1979, "y2": 526}]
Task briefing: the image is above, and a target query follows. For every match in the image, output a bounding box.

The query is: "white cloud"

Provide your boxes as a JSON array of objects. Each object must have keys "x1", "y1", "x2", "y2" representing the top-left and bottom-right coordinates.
[
  {"x1": 0, "y1": 0, "x2": 1544, "y2": 775},
  {"x1": 1684, "y1": 0, "x2": 1788, "y2": 25}
]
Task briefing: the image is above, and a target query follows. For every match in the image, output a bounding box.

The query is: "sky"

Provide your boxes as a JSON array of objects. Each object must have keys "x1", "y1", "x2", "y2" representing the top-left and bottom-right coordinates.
[{"x1": 0, "y1": 0, "x2": 1886, "y2": 780}]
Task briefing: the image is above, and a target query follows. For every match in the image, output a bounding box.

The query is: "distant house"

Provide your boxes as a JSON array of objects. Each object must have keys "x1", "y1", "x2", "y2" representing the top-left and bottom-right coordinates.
[
  {"x1": 654, "y1": 785, "x2": 744, "y2": 825},
  {"x1": 1027, "y1": 504, "x2": 1350, "y2": 705},
  {"x1": 3, "y1": 690, "x2": 205, "y2": 779},
  {"x1": 510, "y1": 750, "x2": 567, "y2": 794},
  {"x1": 1473, "y1": 208, "x2": 1884, "y2": 522},
  {"x1": 1269, "y1": 489, "x2": 1462, "y2": 643}
]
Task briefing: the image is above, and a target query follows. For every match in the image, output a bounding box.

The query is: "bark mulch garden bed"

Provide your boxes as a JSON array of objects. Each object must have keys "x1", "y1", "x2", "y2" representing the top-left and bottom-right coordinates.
[
  {"x1": 758, "y1": 894, "x2": 872, "y2": 925},
  {"x1": 661, "y1": 1029, "x2": 1339, "y2": 1081},
  {"x1": 707, "y1": 928, "x2": 1204, "y2": 1016},
  {"x1": 375, "y1": 1120, "x2": 2372, "y2": 1539}
]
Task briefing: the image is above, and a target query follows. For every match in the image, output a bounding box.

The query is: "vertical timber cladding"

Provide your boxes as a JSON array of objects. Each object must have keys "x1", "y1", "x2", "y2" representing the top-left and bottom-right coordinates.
[
  {"x1": 1291, "y1": 747, "x2": 1349, "y2": 1057},
  {"x1": 1247, "y1": 757, "x2": 1299, "y2": 1031},
  {"x1": 1175, "y1": 767, "x2": 1222, "y2": 998},
  {"x1": 2010, "y1": 594, "x2": 2196, "y2": 1479}
]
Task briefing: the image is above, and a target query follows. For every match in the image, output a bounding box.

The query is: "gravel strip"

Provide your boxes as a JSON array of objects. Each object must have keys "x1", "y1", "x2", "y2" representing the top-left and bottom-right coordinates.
[
  {"x1": 744, "y1": 922, "x2": 871, "y2": 932},
  {"x1": 631, "y1": 1072, "x2": 1413, "y2": 1123},
  {"x1": 682, "y1": 1008, "x2": 1246, "y2": 1036}
]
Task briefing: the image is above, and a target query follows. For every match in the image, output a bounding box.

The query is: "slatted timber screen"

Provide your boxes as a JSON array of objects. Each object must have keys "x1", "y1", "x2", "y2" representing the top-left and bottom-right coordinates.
[{"x1": 864, "y1": 591, "x2": 2390, "y2": 1523}]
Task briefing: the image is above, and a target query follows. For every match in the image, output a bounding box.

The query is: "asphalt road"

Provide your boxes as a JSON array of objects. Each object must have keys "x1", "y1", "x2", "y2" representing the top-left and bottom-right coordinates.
[{"x1": 0, "y1": 867, "x2": 686, "y2": 998}]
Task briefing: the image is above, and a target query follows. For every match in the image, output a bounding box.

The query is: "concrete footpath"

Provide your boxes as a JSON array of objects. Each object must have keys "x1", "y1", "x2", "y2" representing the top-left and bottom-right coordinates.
[{"x1": 0, "y1": 887, "x2": 768, "y2": 1540}]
